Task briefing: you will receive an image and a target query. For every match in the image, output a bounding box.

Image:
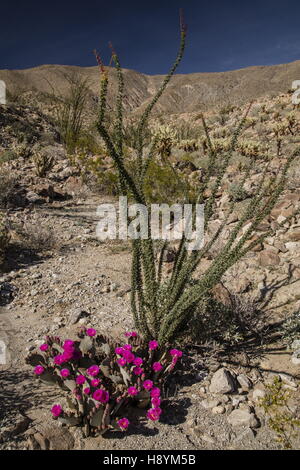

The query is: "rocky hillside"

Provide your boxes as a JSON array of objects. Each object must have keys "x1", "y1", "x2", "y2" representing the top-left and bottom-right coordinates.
[{"x1": 1, "y1": 59, "x2": 300, "y2": 114}]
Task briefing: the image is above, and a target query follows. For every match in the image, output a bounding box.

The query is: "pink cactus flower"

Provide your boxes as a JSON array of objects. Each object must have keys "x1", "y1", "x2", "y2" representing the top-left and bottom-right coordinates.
[
  {"x1": 147, "y1": 408, "x2": 161, "y2": 421},
  {"x1": 86, "y1": 328, "x2": 97, "y2": 337},
  {"x1": 151, "y1": 397, "x2": 161, "y2": 407},
  {"x1": 51, "y1": 404, "x2": 62, "y2": 417},
  {"x1": 87, "y1": 365, "x2": 100, "y2": 377},
  {"x1": 150, "y1": 387, "x2": 161, "y2": 398},
  {"x1": 124, "y1": 331, "x2": 137, "y2": 338},
  {"x1": 123, "y1": 344, "x2": 132, "y2": 351},
  {"x1": 40, "y1": 343, "x2": 49, "y2": 352},
  {"x1": 170, "y1": 348, "x2": 183, "y2": 358},
  {"x1": 34, "y1": 365, "x2": 44, "y2": 375},
  {"x1": 149, "y1": 340, "x2": 158, "y2": 350},
  {"x1": 133, "y1": 366, "x2": 143, "y2": 376},
  {"x1": 118, "y1": 417, "x2": 130, "y2": 430},
  {"x1": 152, "y1": 362, "x2": 163, "y2": 372},
  {"x1": 60, "y1": 368, "x2": 70, "y2": 378},
  {"x1": 76, "y1": 375, "x2": 86, "y2": 385},
  {"x1": 127, "y1": 386, "x2": 138, "y2": 396},
  {"x1": 83, "y1": 387, "x2": 91, "y2": 395},
  {"x1": 117, "y1": 358, "x2": 127, "y2": 367},
  {"x1": 133, "y1": 357, "x2": 143, "y2": 366},
  {"x1": 92, "y1": 389, "x2": 109, "y2": 403},
  {"x1": 54, "y1": 354, "x2": 65, "y2": 365},
  {"x1": 63, "y1": 340, "x2": 75, "y2": 350},
  {"x1": 143, "y1": 380, "x2": 153, "y2": 391},
  {"x1": 115, "y1": 347, "x2": 124, "y2": 355},
  {"x1": 91, "y1": 378, "x2": 101, "y2": 387},
  {"x1": 123, "y1": 350, "x2": 135, "y2": 364}
]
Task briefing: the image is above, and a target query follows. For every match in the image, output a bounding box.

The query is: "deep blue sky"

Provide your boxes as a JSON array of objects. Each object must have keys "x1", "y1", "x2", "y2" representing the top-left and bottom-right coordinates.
[{"x1": 1, "y1": 0, "x2": 300, "y2": 74}]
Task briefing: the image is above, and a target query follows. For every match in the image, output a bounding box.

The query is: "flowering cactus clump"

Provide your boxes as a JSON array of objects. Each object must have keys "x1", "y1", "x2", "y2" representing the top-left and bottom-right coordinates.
[{"x1": 26, "y1": 329, "x2": 182, "y2": 437}]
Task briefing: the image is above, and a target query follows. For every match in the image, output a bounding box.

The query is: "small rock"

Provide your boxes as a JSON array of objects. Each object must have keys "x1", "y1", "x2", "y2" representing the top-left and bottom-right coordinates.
[
  {"x1": 212, "y1": 406, "x2": 226, "y2": 415},
  {"x1": 237, "y1": 374, "x2": 252, "y2": 391},
  {"x1": 209, "y1": 368, "x2": 236, "y2": 394},
  {"x1": 227, "y1": 409, "x2": 259, "y2": 428},
  {"x1": 201, "y1": 398, "x2": 221, "y2": 409},
  {"x1": 68, "y1": 308, "x2": 89, "y2": 325}
]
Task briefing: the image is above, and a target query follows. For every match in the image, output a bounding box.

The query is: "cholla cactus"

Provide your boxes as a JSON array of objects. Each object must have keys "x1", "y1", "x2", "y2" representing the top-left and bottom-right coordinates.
[
  {"x1": 32, "y1": 149, "x2": 55, "y2": 177},
  {"x1": 179, "y1": 139, "x2": 199, "y2": 152},
  {"x1": 286, "y1": 112, "x2": 298, "y2": 135},
  {"x1": 151, "y1": 124, "x2": 178, "y2": 162},
  {"x1": 26, "y1": 328, "x2": 182, "y2": 436},
  {"x1": 237, "y1": 139, "x2": 267, "y2": 159}
]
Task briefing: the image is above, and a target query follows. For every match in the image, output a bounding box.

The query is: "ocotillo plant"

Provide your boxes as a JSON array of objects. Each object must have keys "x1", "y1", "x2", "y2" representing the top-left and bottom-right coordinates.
[{"x1": 94, "y1": 14, "x2": 299, "y2": 346}]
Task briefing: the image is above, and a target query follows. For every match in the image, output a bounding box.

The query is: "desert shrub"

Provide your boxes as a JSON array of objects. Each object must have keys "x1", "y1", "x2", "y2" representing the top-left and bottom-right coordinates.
[
  {"x1": 26, "y1": 328, "x2": 183, "y2": 436},
  {"x1": 259, "y1": 376, "x2": 300, "y2": 449},
  {"x1": 281, "y1": 310, "x2": 300, "y2": 346},
  {"x1": 13, "y1": 220, "x2": 58, "y2": 252},
  {"x1": 0, "y1": 217, "x2": 10, "y2": 265},
  {"x1": 186, "y1": 292, "x2": 266, "y2": 346},
  {"x1": 228, "y1": 182, "x2": 249, "y2": 202},
  {"x1": 0, "y1": 169, "x2": 18, "y2": 208},
  {"x1": 0, "y1": 149, "x2": 18, "y2": 164},
  {"x1": 143, "y1": 160, "x2": 194, "y2": 204},
  {"x1": 92, "y1": 18, "x2": 299, "y2": 347},
  {"x1": 49, "y1": 72, "x2": 90, "y2": 153}
]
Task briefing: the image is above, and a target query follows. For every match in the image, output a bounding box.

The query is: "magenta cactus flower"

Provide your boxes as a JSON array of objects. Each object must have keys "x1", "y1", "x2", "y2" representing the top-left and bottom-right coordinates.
[
  {"x1": 91, "y1": 378, "x2": 101, "y2": 387},
  {"x1": 143, "y1": 380, "x2": 153, "y2": 391},
  {"x1": 63, "y1": 340, "x2": 75, "y2": 350},
  {"x1": 60, "y1": 368, "x2": 70, "y2": 378},
  {"x1": 39, "y1": 343, "x2": 49, "y2": 352},
  {"x1": 124, "y1": 331, "x2": 137, "y2": 338},
  {"x1": 117, "y1": 358, "x2": 127, "y2": 367},
  {"x1": 83, "y1": 387, "x2": 91, "y2": 395},
  {"x1": 133, "y1": 366, "x2": 143, "y2": 376},
  {"x1": 92, "y1": 389, "x2": 109, "y2": 403},
  {"x1": 151, "y1": 397, "x2": 161, "y2": 407},
  {"x1": 133, "y1": 357, "x2": 143, "y2": 366},
  {"x1": 76, "y1": 375, "x2": 86, "y2": 385},
  {"x1": 122, "y1": 350, "x2": 135, "y2": 363},
  {"x1": 34, "y1": 365, "x2": 44, "y2": 375},
  {"x1": 152, "y1": 362, "x2": 163, "y2": 372},
  {"x1": 150, "y1": 387, "x2": 161, "y2": 398},
  {"x1": 87, "y1": 365, "x2": 100, "y2": 377},
  {"x1": 118, "y1": 417, "x2": 130, "y2": 430},
  {"x1": 127, "y1": 386, "x2": 138, "y2": 396},
  {"x1": 51, "y1": 404, "x2": 62, "y2": 417},
  {"x1": 86, "y1": 328, "x2": 97, "y2": 337},
  {"x1": 115, "y1": 347, "x2": 124, "y2": 355},
  {"x1": 123, "y1": 344, "x2": 132, "y2": 351},
  {"x1": 170, "y1": 348, "x2": 183, "y2": 358},
  {"x1": 54, "y1": 354, "x2": 65, "y2": 365},
  {"x1": 147, "y1": 407, "x2": 161, "y2": 421},
  {"x1": 149, "y1": 340, "x2": 158, "y2": 350}
]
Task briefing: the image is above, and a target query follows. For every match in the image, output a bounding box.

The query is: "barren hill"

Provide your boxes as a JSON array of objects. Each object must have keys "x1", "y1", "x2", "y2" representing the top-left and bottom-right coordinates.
[{"x1": 1, "y1": 60, "x2": 300, "y2": 114}]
